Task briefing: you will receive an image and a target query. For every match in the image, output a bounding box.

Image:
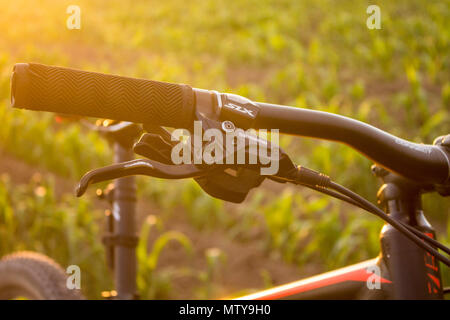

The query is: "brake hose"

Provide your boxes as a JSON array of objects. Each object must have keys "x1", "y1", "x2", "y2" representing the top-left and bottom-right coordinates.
[
  {"x1": 289, "y1": 167, "x2": 450, "y2": 267},
  {"x1": 297, "y1": 181, "x2": 450, "y2": 256}
]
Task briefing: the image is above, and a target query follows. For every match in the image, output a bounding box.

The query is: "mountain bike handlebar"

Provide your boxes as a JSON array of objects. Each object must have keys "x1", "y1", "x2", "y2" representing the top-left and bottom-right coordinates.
[
  {"x1": 253, "y1": 102, "x2": 450, "y2": 184},
  {"x1": 10, "y1": 63, "x2": 450, "y2": 185}
]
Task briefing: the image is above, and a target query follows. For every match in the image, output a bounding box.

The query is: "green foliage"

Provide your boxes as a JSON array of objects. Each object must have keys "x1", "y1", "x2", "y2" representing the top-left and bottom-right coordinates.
[
  {"x1": 0, "y1": 102, "x2": 111, "y2": 179},
  {"x1": 181, "y1": 180, "x2": 230, "y2": 230},
  {"x1": 195, "y1": 248, "x2": 227, "y2": 299},
  {"x1": 137, "y1": 215, "x2": 193, "y2": 299},
  {"x1": 0, "y1": 175, "x2": 111, "y2": 298},
  {"x1": 0, "y1": 0, "x2": 448, "y2": 297},
  {"x1": 261, "y1": 190, "x2": 383, "y2": 269}
]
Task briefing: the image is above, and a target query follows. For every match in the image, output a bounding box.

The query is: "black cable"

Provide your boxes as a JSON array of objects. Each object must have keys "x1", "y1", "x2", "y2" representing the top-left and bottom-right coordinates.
[
  {"x1": 295, "y1": 180, "x2": 450, "y2": 256},
  {"x1": 295, "y1": 182, "x2": 365, "y2": 207},
  {"x1": 329, "y1": 181, "x2": 450, "y2": 267},
  {"x1": 279, "y1": 166, "x2": 450, "y2": 265},
  {"x1": 329, "y1": 183, "x2": 450, "y2": 257}
]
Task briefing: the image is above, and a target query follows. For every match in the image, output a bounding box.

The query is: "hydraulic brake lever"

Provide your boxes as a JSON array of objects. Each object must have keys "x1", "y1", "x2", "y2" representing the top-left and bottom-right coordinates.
[
  {"x1": 75, "y1": 159, "x2": 209, "y2": 197},
  {"x1": 76, "y1": 113, "x2": 301, "y2": 202}
]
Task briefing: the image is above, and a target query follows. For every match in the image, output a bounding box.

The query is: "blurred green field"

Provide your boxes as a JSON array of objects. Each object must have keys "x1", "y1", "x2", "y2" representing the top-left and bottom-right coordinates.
[{"x1": 0, "y1": 0, "x2": 448, "y2": 299}]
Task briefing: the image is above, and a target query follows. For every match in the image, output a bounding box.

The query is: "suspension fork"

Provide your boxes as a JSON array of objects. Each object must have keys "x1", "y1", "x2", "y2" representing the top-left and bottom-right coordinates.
[{"x1": 374, "y1": 167, "x2": 443, "y2": 299}]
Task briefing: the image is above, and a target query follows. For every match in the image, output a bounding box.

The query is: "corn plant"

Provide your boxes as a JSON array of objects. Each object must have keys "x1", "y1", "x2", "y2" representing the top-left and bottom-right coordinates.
[{"x1": 137, "y1": 215, "x2": 193, "y2": 299}]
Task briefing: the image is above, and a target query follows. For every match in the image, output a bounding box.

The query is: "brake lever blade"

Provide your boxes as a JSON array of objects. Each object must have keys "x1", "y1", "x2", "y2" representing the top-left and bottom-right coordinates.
[{"x1": 76, "y1": 159, "x2": 207, "y2": 197}]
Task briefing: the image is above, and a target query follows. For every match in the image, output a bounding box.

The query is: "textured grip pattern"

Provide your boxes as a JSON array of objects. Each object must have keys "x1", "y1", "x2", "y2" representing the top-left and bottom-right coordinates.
[{"x1": 11, "y1": 63, "x2": 195, "y2": 128}]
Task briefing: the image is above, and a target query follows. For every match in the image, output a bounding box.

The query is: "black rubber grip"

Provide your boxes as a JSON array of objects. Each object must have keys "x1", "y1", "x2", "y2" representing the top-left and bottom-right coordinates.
[{"x1": 11, "y1": 63, "x2": 195, "y2": 128}]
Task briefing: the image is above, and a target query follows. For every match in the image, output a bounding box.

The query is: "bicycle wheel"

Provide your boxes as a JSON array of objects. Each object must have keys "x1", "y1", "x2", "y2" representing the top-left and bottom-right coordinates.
[{"x1": 0, "y1": 251, "x2": 84, "y2": 300}]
